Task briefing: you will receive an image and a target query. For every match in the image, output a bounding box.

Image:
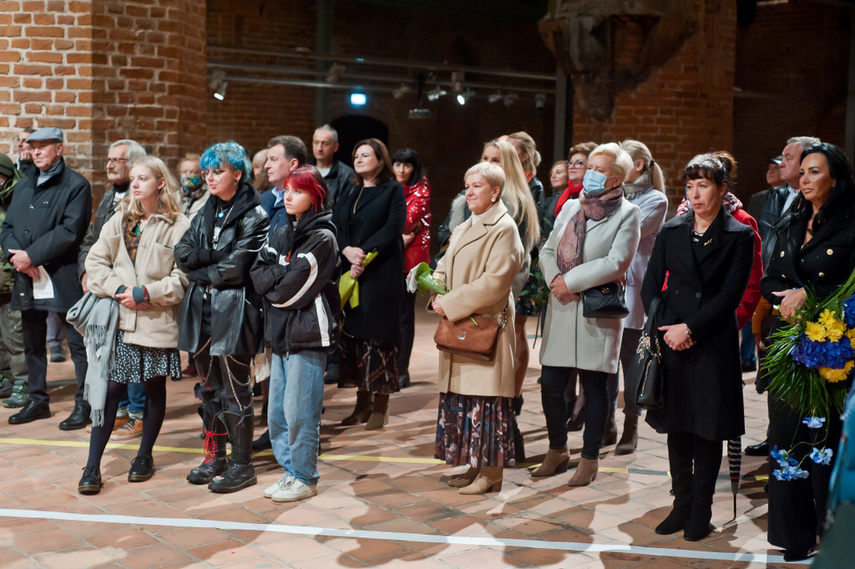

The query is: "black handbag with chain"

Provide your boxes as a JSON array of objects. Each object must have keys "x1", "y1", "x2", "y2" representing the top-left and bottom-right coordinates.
[
  {"x1": 628, "y1": 296, "x2": 665, "y2": 410},
  {"x1": 581, "y1": 281, "x2": 629, "y2": 319}
]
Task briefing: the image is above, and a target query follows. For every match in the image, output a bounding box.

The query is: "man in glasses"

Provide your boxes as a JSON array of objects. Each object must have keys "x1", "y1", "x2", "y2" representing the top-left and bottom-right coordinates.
[
  {"x1": 78, "y1": 139, "x2": 147, "y2": 438},
  {"x1": 0, "y1": 127, "x2": 92, "y2": 428}
]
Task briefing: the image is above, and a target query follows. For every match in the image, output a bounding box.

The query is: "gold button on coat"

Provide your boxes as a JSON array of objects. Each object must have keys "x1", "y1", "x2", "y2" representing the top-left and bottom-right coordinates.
[{"x1": 827, "y1": 249, "x2": 834, "y2": 255}]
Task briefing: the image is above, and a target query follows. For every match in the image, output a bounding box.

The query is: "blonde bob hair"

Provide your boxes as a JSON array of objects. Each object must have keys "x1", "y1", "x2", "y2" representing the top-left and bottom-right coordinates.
[
  {"x1": 465, "y1": 162, "x2": 506, "y2": 196},
  {"x1": 588, "y1": 142, "x2": 634, "y2": 180},
  {"x1": 126, "y1": 156, "x2": 182, "y2": 222},
  {"x1": 483, "y1": 139, "x2": 540, "y2": 251}
]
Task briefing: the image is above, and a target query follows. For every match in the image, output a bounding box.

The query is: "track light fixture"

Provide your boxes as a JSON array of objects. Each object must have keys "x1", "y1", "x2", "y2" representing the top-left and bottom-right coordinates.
[
  {"x1": 456, "y1": 89, "x2": 474, "y2": 105},
  {"x1": 209, "y1": 69, "x2": 227, "y2": 101},
  {"x1": 488, "y1": 91, "x2": 503, "y2": 104},
  {"x1": 427, "y1": 85, "x2": 447, "y2": 101},
  {"x1": 534, "y1": 93, "x2": 546, "y2": 109}
]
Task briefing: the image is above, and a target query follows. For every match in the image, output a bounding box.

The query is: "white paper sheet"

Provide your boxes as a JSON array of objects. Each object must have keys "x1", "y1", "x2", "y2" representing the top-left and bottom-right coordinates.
[{"x1": 32, "y1": 266, "x2": 54, "y2": 300}]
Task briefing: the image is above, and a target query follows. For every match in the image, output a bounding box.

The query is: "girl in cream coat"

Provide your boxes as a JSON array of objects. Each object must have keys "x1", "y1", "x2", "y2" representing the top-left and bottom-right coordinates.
[
  {"x1": 536, "y1": 143, "x2": 641, "y2": 486},
  {"x1": 431, "y1": 162, "x2": 524, "y2": 495},
  {"x1": 78, "y1": 156, "x2": 190, "y2": 495}
]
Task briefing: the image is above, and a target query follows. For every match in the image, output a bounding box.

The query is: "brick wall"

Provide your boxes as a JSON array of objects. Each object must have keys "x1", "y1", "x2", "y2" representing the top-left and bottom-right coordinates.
[
  {"x1": 0, "y1": 0, "x2": 207, "y2": 201},
  {"x1": 571, "y1": 0, "x2": 737, "y2": 208}
]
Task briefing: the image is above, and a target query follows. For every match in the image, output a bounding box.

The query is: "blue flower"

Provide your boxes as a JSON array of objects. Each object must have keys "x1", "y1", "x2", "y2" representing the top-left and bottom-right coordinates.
[
  {"x1": 773, "y1": 463, "x2": 810, "y2": 481},
  {"x1": 810, "y1": 447, "x2": 833, "y2": 465},
  {"x1": 802, "y1": 417, "x2": 827, "y2": 429},
  {"x1": 793, "y1": 335, "x2": 855, "y2": 370},
  {"x1": 843, "y1": 295, "x2": 855, "y2": 327},
  {"x1": 770, "y1": 445, "x2": 797, "y2": 467}
]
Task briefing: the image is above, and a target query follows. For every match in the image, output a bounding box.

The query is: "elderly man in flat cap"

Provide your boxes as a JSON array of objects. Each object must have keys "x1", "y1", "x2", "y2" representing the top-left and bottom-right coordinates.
[{"x1": 0, "y1": 127, "x2": 92, "y2": 429}]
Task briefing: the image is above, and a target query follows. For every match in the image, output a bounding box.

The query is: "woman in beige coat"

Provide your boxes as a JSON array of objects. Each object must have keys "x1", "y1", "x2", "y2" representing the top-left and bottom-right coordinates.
[
  {"x1": 431, "y1": 162, "x2": 524, "y2": 495},
  {"x1": 78, "y1": 156, "x2": 190, "y2": 495},
  {"x1": 535, "y1": 143, "x2": 641, "y2": 486}
]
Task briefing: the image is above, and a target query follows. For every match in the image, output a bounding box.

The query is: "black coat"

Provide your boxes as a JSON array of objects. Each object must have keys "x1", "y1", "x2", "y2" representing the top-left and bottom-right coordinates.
[
  {"x1": 0, "y1": 158, "x2": 92, "y2": 312},
  {"x1": 641, "y1": 208, "x2": 755, "y2": 440},
  {"x1": 260, "y1": 188, "x2": 288, "y2": 239},
  {"x1": 250, "y1": 208, "x2": 341, "y2": 355},
  {"x1": 761, "y1": 207, "x2": 855, "y2": 303},
  {"x1": 78, "y1": 184, "x2": 126, "y2": 278},
  {"x1": 754, "y1": 185, "x2": 791, "y2": 269},
  {"x1": 175, "y1": 181, "x2": 270, "y2": 356},
  {"x1": 324, "y1": 160, "x2": 356, "y2": 205},
  {"x1": 332, "y1": 178, "x2": 406, "y2": 343}
]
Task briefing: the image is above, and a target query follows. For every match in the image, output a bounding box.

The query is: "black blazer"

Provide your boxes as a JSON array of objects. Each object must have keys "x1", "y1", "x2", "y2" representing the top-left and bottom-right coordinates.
[
  {"x1": 332, "y1": 178, "x2": 406, "y2": 343},
  {"x1": 761, "y1": 209, "x2": 855, "y2": 303},
  {"x1": 641, "y1": 207, "x2": 755, "y2": 440}
]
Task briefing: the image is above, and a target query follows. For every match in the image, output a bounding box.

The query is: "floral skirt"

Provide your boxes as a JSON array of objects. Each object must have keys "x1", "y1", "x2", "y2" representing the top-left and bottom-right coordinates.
[
  {"x1": 337, "y1": 334, "x2": 399, "y2": 393},
  {"x1": 435, "y1": 392, "x2": 516, "y2": 468},
  {"x1": 110, "y1": 331, "x2": 182, "y2": 384}
]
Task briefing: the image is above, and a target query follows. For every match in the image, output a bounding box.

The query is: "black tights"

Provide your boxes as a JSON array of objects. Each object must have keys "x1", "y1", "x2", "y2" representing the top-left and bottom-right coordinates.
[{"x1": 86, "y1": 377, "x2": 167, "y2": 468}]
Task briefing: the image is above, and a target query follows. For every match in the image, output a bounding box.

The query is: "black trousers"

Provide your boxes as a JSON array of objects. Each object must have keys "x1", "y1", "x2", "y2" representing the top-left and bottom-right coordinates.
[
  {"x1": 21, "y1": 308, "x2": 87, "y2": 406},
  {"x1": 767, "y1": 393, "x2": 841, "y2": 552},
  {"x1": 397, "y1": 289, "x2": 417, "y2": 376},
  {"x1": 542, "y1": 366, "x2": 609, "y2": 459}
]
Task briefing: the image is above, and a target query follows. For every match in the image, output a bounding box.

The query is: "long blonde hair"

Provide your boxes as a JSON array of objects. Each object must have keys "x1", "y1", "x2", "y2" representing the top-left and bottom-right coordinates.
[
  {"x1": 620, "y1": 139, "x2": 666, "y2": 192},
  {"x1": 483, "y1": 139, "x2": 540, "y2": 251},
  {"x1": 126, "y1": 156, "x2": 182, "y2": 222}
]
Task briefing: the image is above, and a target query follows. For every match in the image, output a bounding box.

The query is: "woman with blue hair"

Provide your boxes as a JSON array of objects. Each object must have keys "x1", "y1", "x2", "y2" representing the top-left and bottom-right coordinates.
[{"x1": 175, "y1": 141, "x2": 270, "y2": 493}]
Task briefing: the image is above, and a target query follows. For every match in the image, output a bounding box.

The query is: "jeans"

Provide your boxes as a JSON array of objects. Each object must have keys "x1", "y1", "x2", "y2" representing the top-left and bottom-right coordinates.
[
  {"x1": 117, "y1": 382, "x2": 146, "y2": 418},
  {"x1": 269, "y1": 350, "x2": 326, "y2": 486},
  {"x1": 541, "y1": 365, "x2": 609, "y2": 459},
  {"x1": 739, "y1": 322, "x2": 755, "y2": 365}
]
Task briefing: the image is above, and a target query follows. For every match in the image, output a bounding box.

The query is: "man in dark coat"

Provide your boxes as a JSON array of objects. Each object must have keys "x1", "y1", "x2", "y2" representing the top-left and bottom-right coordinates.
[
  {"x1": 311, "y1": 125, "x2": 355, "y2": 206},
  {"x1": 0, "y1": 127, "x2": 92, "y2": 428}
]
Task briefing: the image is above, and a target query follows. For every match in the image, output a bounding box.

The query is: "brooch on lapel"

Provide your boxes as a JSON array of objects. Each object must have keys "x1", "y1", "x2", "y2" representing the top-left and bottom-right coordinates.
[{"x1": 704, "y1": 239, "x2": 713, "y2": 246}]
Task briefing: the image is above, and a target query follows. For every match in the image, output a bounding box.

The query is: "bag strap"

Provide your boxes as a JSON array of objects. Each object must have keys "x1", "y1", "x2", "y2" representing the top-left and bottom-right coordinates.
[{"x1": 644, "y1": 296, "x2": 663, "y2": 334}]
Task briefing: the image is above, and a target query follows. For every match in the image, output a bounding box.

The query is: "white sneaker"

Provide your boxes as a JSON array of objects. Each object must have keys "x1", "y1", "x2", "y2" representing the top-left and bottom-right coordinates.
[
  {"x1": 271, "y1": 479, "x2": 317, "y2": 502},
  {"x1": 264, "y1": 473, "x2": 293, "y2": 499}
]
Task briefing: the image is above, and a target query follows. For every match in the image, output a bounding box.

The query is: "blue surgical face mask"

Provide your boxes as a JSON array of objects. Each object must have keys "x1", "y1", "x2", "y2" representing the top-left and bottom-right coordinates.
[{"x1": 583, "y1": 169, "x2": 613, "y2": 196}]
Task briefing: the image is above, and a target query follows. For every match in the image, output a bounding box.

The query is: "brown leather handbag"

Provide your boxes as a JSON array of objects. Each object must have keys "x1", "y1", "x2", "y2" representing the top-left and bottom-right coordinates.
[{"x1": 434, "y1": 306, "x2": 508, "y2": 362}]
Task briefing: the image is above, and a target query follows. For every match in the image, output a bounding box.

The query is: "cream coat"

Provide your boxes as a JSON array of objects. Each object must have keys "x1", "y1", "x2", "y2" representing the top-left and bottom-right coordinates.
[
  {"x1": 539, "y1": 198, "x2": 641, "y2": 373},
  {"x1": 432, "y1": 201, "x2": 524, "y2": 398},
  {"x1": 85, "y1": 207, "x2": 191, "y2": 348}
]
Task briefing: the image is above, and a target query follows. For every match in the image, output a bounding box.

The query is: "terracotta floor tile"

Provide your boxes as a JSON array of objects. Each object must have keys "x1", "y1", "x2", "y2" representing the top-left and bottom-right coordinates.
[
  {"x1": 35, "y1": 548, "x2": 115, "y2": 569},
  {"x1": 118, "y1": 543, "x2": 194, "y2": 569},
  {"x1": 257, "y1": 536, "x2": 338, "y2": 562},
  {"x1": 11, "y1": 528, "x2": 87, "y2": 554},
  {"x1": 85, "y1": 528, "x2": 161, "y2": 551},
  {"x1": 325, "y1": 536, "x2": 411, "y2": 560},
  {"x1": 186, "y1": 539, "x2": 266, "y2": 566}
]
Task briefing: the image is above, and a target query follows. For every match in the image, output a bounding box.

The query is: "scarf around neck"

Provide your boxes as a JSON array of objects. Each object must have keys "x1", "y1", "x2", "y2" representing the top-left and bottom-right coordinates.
[
  {"x1": 556, "y1": 186, "x2": 624, "y2": 273},
  {"x1": 554, "y1": 180, "x2": 585, "y2": 217},
  {"x1": 676, "y1": 191, "x2": 742, "y2": 216}
]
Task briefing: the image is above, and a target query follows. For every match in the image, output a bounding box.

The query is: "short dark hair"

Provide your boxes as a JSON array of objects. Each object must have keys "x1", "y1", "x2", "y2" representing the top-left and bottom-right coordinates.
[
  {"x1": 791, "y1": 142, "x2": 855, "y2": 229},
  {"x1": 267, "y1": 135, "x2": 307, "y2": 166},
  {"x1": 352, "y1": 138, "x2": 394, "y2": 187},
  {"x1": 391, "y1": 148, "x2": 423, "y2": 186}
]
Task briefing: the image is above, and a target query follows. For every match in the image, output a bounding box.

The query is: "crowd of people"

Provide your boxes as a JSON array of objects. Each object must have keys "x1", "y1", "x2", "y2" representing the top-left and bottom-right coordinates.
[{"x1": 0, "y1": 124, "x2": 853, "y2": 561}]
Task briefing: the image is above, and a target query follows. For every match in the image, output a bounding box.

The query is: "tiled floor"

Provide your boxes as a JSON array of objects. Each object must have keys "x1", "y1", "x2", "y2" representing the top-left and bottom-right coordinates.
[{"x1": 0, "y1": 308, "x2": 799, "y2": 568}]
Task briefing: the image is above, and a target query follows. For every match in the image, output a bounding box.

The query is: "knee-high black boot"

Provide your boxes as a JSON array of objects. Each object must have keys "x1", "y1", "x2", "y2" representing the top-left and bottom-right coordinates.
[
  {"x1": 684, "y1": 436, "x2": 722, "y2": 541},
  {"x1": 209, "y1": 412, "x2": 256, "y2": 493},
  {"x1": 656, "y1": 432, "x2": 694, "y2": 535}
]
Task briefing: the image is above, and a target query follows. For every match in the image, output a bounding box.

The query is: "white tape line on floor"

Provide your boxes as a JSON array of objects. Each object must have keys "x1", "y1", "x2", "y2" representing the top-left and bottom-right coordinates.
[{"x1": 0, "y1": 508, "x2": 806, "y2": 565}]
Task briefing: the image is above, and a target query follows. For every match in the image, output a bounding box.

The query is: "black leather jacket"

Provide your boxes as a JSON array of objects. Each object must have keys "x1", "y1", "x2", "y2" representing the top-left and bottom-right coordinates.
[
  {"x1": 756, "y1": 185, "x2": 790, "y2": 269},
  {"x1": 175, "y1": 181, "x2": 270, "y2": 356}
]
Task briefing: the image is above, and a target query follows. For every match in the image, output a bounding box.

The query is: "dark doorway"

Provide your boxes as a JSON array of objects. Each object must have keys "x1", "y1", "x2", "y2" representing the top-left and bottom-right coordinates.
[{"x1": 330, "y1": 115, "x2": 389, "y2": 167}]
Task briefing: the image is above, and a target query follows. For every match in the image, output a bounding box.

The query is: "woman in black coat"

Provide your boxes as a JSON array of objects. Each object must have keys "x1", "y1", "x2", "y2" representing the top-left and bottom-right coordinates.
[
  {"x1": 332, "y1": 138, "x2": 406, "y2": 430},
  {"x1": 640, "y1": 152, "x2": 754, "y2": 541},
  {"x1": 174, "y1": 141, "x2": 269, "y2": 494},
  {"x1": 760, "y1": 142, "x2": 855, "y2": 561}
]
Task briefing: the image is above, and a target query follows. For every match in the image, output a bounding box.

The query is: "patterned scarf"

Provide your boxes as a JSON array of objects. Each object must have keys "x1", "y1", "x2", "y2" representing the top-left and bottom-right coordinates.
[
  {"x1": 556, "y1": 187, "x2": 624, "y2": 273},
  {"x1": 676, "y1": 191, "x2": 742, "y2": 216}
]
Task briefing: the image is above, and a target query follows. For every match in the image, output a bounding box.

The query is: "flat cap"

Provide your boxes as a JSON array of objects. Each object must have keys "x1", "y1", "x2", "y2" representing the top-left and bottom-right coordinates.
[
  {"x1": 26, "y1": 127, "x2": 63, "y2": 143},
  {"x1": 0, "y1": 153, "x2": 14, "y2": 178}
]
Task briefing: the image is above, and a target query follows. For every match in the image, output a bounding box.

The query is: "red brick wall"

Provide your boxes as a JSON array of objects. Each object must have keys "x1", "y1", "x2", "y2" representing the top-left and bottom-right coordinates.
[
  {"x1": 0, "y1": 0, "x2": 207, "y2": 201},
  {"x1": 733, "y1": 2, "x2": 850, "y2": 201},
  {"x1": 571, "y1": 0, "x2": 737, "y2": 208}
]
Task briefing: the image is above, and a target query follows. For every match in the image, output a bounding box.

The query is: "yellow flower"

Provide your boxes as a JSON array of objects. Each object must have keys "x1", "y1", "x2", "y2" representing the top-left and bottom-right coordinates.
[
  {"x1": 826, "y1": 320, "x2": 846, "y2": 342},
  {"x1": 820, "y1": 360, "x2": 855, "y2": 383},
  {"x1": 805, "y1": 321, "x2": 827, "y2": 342},
  {"x1": 846, "y1": 328, "x2": 855, "y2": 346},
  {"x1": 818, "y1": 309, "x2": 840, "y2": 328}
]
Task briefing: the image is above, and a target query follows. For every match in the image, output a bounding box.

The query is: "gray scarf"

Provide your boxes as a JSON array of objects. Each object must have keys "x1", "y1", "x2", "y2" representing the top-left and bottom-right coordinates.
[
  {"x1": 67, "y1": 293, "x2": 120, "y2": 427},
  {"x1": 623, "y1": 171, "x2": 655, "y2": 201}
]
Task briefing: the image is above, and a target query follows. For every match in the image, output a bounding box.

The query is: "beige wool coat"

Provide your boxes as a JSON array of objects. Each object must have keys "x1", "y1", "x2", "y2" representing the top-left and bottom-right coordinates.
[
  {"x1": 431, "y1": 201, "x2": 524, "y2": 398},
  {"x1": 539, "y1": 198, "x2": 641, "y2": 374},
  {"x1": 85, "y1": 207, "x2": 191, "y2": 349}
]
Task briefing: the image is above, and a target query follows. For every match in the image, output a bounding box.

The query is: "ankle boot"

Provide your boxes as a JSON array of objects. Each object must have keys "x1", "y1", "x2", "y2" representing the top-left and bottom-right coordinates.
[
  {"x1": 447, "y1": 466, "x2": 480, "y2": 488},
  {"x1": 513, "y1": 422, "x2": 526, "y2": 463},
  {"x1": 209, "y1": 414, "x2": 256, "y2": 493},
  {"x1": 568, "y1": 457, "x2": 598, "y2": 486},
  {"x1": 459, "y1": 466, "x2": 503, "y2": 494},
  {"x1": 365, "y1": 393, "x2": 389, "y2": 430},
  {"x1": 615, "y1": 415, "x2": 639, "y2": 455},
  {"x1": 531, "y1": 448, "x2": 570, "y2": 477},
  {"x1": 341, "y1": 391, "x2": 373, "y2": 426},
  {"x1": 602, "y1": 407, "x2": 618, "y2": 446},
  {"x1": 187, "y1": 428, "x2": 228, "y2": 484}
]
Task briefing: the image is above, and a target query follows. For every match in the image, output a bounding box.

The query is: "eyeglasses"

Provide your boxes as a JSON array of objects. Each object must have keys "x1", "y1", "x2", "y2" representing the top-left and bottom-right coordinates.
[
  {"x1": 568, "y1": 160, "x2": 586, "y2": 168},
  {"x1": 105, "y1": 158, "x2": 129, "y2": 165},
  {"x1": 201, "y1": 169, "x2": 230, "y2": 179}
]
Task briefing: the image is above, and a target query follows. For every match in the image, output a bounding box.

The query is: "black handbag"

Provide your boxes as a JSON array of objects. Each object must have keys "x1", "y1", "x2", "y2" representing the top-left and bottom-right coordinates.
[
  {"x1": 628, "y1": 296, "x2": 665, "y2": 410},
  {"x1": 581, "y1": 281, "x2": 629, "y2": 319}
]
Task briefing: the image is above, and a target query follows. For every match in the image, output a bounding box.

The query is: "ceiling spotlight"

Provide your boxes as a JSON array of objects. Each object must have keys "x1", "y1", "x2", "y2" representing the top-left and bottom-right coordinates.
[
  {"x1": 326, "y1": 63, "x2": 346, "y2": 84},
  {"x1": 214, "y1": 82, "x2": 228, "y2": 101},
  {"x1": 349, "y1": 92, "x2": 367, "y2": 106},
  {"x1": 456, "y1": 89, "x2": 474, "y2": 106},
  {"x1": 488, "y1": 91, "x2": 503, "y2": 104},
  {"x1": 408, "y1": 106, "x2": 432, "y2": 119},
  {"x1": 534, "y1": 93, "x2": 546, "y2": 110},
  {"x1": 451, "y1": 71, "x2": 464, "y2": 93},
  {"x1": 393, "y1": 83, "x2": 411, "y2": 100},
  {"x1": 426, "y1": 85, "x2": 447, "y2": 101},
  {"x1": 503, "y1": 93, "x2": 518, "y2": 107}
]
